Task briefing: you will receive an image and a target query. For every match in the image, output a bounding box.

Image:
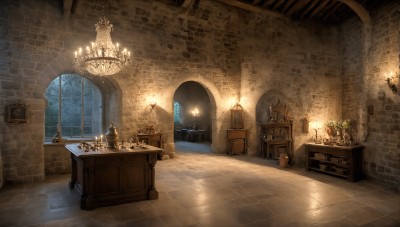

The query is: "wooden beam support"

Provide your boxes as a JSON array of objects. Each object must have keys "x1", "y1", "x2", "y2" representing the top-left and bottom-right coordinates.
[
  {"x1": 286, "y1": 0, "x2": 311, "y2": 16},
  {"x1": 308, "y1": 0, "x2": 330, "y2": 18},
  {"x1": 271, "y1": 0, "x2": 286, "y2": 11},
  {"x1": 281, "y1": 0, "x2": 297, "y2": 14},
  {"x1": 320, "y1": 2, "x2": 342, "y2": 23},
  {"x1": 299, "y1": 0, "x2": 321, "y2": 19},
  {"x1": 216, "y1": 0, "x2": 284, "y2": 18},
  {"x1": 337, "y1": 0, "x2": 370, "y2": 24},
  {"x1": 63, "y1": 0, "x2": 74, "y2": 18},
  {"x1": 314, "y1": 0, "x2": 336, "y2": 19},
  {"x1": 252, "y1": 0, "x2": 264, "y2": 5}
]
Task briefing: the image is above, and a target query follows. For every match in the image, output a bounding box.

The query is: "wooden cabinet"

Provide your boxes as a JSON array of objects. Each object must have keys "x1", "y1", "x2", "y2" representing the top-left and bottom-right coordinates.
[
  {"x1": 66, "y1": 143, "x2": 161, "y2": 210},
  {"x1": 260, "y1": 123, "x2": 293, "y2": 161},
  {"x1": 226, "y1": 129, "x2": 247, "y2": 155},
  {"x1": 137, "y1": 133, "x2": 163, "y2": 159},
  {"x1": 305, "y1": 143, "x2": 364, "y2": 182}
]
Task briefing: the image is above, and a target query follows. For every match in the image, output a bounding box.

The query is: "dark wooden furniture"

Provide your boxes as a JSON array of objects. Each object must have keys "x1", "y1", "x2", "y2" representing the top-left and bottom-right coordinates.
[
  {"x1": 137, "y1": 133, "x2": 164, "y2": 159},
  {"x1": 186, "y1": 129, "x2": 205, "y2": 142},
  {"x1": 305, "y1": 143, "x2": 364, "y2": 182},
  {"x1": 260, "y1": 122, "x2": 293, "y2": 161},
  {"x1": 226, "y1": 129, "x2": 247, "y2": 155},
  {"x1": 66, "y1": 143, "x2": 161, "y2": 210}
]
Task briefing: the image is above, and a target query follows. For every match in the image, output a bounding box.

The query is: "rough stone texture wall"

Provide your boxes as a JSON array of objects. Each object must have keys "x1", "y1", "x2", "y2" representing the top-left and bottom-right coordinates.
[
  {"x1": 44, "y1": 144, "x2": 71, "y2": 175},
  {"x1": 0, "y1": 147, "x2": 2, "y2": 189},
  {"x1": 341, "y1": 2, "x2": 400, "y2": 190},
  {"x1": 1, "y1": 0, "x2": 344, "y2": 184},
  {"x1": 240, "y1": 15, "x2": 342, "y2": 162}
]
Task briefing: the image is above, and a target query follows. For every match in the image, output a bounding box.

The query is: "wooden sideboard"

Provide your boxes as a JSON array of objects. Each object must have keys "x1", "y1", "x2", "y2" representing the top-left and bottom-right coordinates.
[
  {"x1": 226, "y1": 129, "x2": 247, "y2": 155},
  {"x1": 305, "y1": 143, "x2": 364, "y2": 182},
  {"x1": 137, "y1": 133, "x2": 163, "y2": 159},
  {"x1": 66, "y1": 143, "x2": 161, "y2": 210}
]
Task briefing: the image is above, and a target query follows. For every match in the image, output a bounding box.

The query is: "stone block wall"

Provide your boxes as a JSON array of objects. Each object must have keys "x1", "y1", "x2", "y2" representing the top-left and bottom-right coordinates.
[
  {"x1": 341, "y1": 1, "x2": 400, "y2": 190},
  {"x1": 44, "y1": 143, "x2": 71, "y2": 175},
  {"x1": 3, "y1": 0, "x2": 396, "y2": 187}
]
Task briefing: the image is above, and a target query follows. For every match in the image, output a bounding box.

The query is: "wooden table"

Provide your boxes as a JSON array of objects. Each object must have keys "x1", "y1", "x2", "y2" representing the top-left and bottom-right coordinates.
[{"x1": 66, "y1": 143, "x2": 161, "y2": 210}]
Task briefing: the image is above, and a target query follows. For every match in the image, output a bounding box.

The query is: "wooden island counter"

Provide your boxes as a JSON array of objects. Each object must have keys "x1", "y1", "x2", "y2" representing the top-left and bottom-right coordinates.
[{"x1": 66, "y1": 143, "x2": 161, "y2": 210}]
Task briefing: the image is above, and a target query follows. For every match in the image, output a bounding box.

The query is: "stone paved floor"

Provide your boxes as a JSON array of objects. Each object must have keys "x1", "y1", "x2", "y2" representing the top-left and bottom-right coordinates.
[{"x1": 0, "y1": 142, "x2": 399, "y2": 226}]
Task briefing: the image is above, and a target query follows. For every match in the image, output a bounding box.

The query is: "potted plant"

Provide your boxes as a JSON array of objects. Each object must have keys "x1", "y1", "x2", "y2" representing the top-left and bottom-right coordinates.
[{"x1": 326, "y1": 120, "x2": 336, "y2": 137}]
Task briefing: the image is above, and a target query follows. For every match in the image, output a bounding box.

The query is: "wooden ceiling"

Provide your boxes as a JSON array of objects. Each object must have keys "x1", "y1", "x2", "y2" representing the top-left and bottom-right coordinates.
[
  {"x1": 173, "y1": 0, "x2": 385, "y2": 25},
  {"x1": 64, "y1": 0, "x2": 387, "y2": 25}
]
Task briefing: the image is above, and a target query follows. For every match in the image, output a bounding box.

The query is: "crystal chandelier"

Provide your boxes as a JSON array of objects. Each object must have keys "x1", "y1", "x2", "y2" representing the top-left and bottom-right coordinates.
[{"x1": 73, "y1": 17, "x2": 130, "y2": 76}]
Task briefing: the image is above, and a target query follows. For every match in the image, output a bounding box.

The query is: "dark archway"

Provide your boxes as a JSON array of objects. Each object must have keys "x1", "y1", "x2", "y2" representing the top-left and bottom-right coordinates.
[{"x1": 173, "y1": 81, "x2": 212, "y2": 152}]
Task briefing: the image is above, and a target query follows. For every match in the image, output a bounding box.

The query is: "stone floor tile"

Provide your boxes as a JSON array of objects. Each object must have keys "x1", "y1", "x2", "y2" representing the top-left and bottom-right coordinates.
[{"x1": 0, "y1": 142, "x2": 399, "y2": 226}]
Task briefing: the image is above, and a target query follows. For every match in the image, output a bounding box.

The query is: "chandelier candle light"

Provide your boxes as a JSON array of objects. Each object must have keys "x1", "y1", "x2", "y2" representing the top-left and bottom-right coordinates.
[{"x1": 74, "y1": 17, "x2": 130, "y2": 76}]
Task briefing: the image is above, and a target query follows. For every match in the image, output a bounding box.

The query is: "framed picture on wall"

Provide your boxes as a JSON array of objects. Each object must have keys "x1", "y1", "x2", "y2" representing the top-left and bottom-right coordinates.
[
  {"x1": 231, "y1": 103, "x2": 244, "y2": 129},
  {"x1": 5, "y1": 103, "x2": 27, "y2": 124}
]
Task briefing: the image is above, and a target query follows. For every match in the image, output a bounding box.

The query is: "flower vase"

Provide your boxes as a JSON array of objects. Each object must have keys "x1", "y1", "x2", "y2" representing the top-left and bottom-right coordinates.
[
  {"x1": 326, "y1": 127, "x2": 335, "y2": 138},
  {"x1": 343, "y1": 129, "x2": 351, "y2": 145}
]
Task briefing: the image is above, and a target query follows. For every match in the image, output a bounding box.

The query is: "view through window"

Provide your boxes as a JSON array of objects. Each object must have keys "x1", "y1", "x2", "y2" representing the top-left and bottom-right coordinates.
[
  {"x1": 45, "y1": 74, "x2": 102, "y2": 140},
  {"x1": 174, "y1": 101, "x2": 181, "y2": 123}
]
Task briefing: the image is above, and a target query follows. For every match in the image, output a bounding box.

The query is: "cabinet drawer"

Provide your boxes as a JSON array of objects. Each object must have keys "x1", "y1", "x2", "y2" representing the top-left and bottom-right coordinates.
[{"x1": 227, "y1": 130, "x2": 246, "y2": 139}]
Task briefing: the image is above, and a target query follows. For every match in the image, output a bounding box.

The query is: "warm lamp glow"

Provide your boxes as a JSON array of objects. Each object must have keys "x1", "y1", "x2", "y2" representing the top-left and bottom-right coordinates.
[
  {"x1": 310, "y1": 121, "x2": 322, "y2": 144},
  {"x1": 73, "y1": 17, "x2": 130, "y2": 76},
  {"x1": 149, "y1": 95, "x2": 156, "y2": 109},
  {"x1": 192, "y1": 108, "x2": 199, "y2": 117},
  {"x1": 227, "y1": 97, "x2": 238, "y2": 109}
]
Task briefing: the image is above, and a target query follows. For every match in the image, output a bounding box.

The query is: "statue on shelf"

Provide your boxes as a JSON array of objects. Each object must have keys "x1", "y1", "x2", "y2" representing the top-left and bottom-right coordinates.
[
  {"x1": 267, "y1": 99, "x2": 292, "y2": 123},
  {"x1": 52, "y1": 123, "x2": 64, "y2": 143},
  {"x1": 105, "y1": 123, "x2": 119, "y2": 149},
  {"x1": 138, "y1": 124, "x2": 158, "y2": 134}
]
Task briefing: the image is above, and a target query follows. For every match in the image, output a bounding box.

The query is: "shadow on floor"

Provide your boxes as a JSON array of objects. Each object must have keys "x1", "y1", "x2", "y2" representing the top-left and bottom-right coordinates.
[{"x1": 174, "y1": 141, "x2": 212, "y2": 153}]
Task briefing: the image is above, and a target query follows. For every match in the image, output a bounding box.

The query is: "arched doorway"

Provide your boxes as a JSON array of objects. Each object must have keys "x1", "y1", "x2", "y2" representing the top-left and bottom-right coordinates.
[{"x1": 173, "y1": 81, "x2": 212, "y2": 153}]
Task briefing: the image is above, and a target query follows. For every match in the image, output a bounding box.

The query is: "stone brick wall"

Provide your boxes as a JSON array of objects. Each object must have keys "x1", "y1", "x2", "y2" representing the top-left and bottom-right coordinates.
[
  {"x1": 0, "y1": 147, "x2": 3, "y2": 189},
  {"x1": 239, "y1": 15, "x2": 342, "y2": 162},
  {"x1": 1, "y1": 0, "x2": 379, "y2": 185},
  {"x1": 44, "y1": 143, "x2": 71, "y2": 175},
  {"x1": 341, "y1": 2, "x2": 400, "y2": 190}
]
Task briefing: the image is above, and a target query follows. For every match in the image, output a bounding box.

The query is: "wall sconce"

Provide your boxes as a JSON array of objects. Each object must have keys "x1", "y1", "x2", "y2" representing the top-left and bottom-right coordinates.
[
  {"x1": 149, "y1": 95, "x2": 156, "y2": 109},
  {"x1": 386, "y1": 77, "x2": 398, "y2": 94},
  {"x1": 302, "y1": 115, "x2": 310, "y2": 134},
  {"x1": 192, "y1": 108, "x2": 199, "y2": 117}
]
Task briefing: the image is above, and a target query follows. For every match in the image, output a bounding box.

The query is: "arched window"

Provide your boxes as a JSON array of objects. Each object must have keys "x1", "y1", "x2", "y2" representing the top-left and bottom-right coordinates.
[
  {"x1": 174, "y1": 101, "x2": 181, "y2": 123},
  {"x1": 45, "y1": 74, "x2": 102, "y2": 140}
]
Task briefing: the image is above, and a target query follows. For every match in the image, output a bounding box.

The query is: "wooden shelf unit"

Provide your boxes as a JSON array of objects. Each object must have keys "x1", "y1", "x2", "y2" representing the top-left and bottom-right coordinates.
[
  {"x1": 259, "y1": 122, "x2": 293, "y2": 161},
  {"x1": 305, "y1": 143, "x2": 364, "y2": 182}
]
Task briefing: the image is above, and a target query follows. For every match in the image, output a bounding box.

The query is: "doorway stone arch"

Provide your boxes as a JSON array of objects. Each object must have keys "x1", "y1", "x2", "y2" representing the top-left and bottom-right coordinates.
[{"x1": 166, "y1": 77, "x2": 225, "y2": 155}]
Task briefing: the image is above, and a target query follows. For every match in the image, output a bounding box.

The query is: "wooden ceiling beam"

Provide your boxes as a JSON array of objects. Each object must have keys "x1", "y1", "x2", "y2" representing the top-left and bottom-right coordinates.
[
  {"x1": 320, "y1": 2, "x2": 343, "y2": 22},
  {"x1": 308, "y1": 0, "x2": 330, "y2": 18},
  {"x1": 313, "y1": 0, "x2": 336, "y2": 19},
  {"x1": 281, "y1": 0, "x2": 297, "y2": 15},
  {"x1": 252, "y1": 0, "x2": 264, "y2": 5},
  {"x1": 299, "y1": 0, "x2": 321, "y2": 19},
  {"x1": 216, "y1": 0, "x2": 283, "y2": 17},
  {"x1": 262, "y1": 0, "x2": 279, "y2": 8},
  {"x1": 286, "y1": 0, "x2": 311, "y2": 16},
  {"x1": 271, "y1": 0, "x2": 286, "y2": 11}
]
